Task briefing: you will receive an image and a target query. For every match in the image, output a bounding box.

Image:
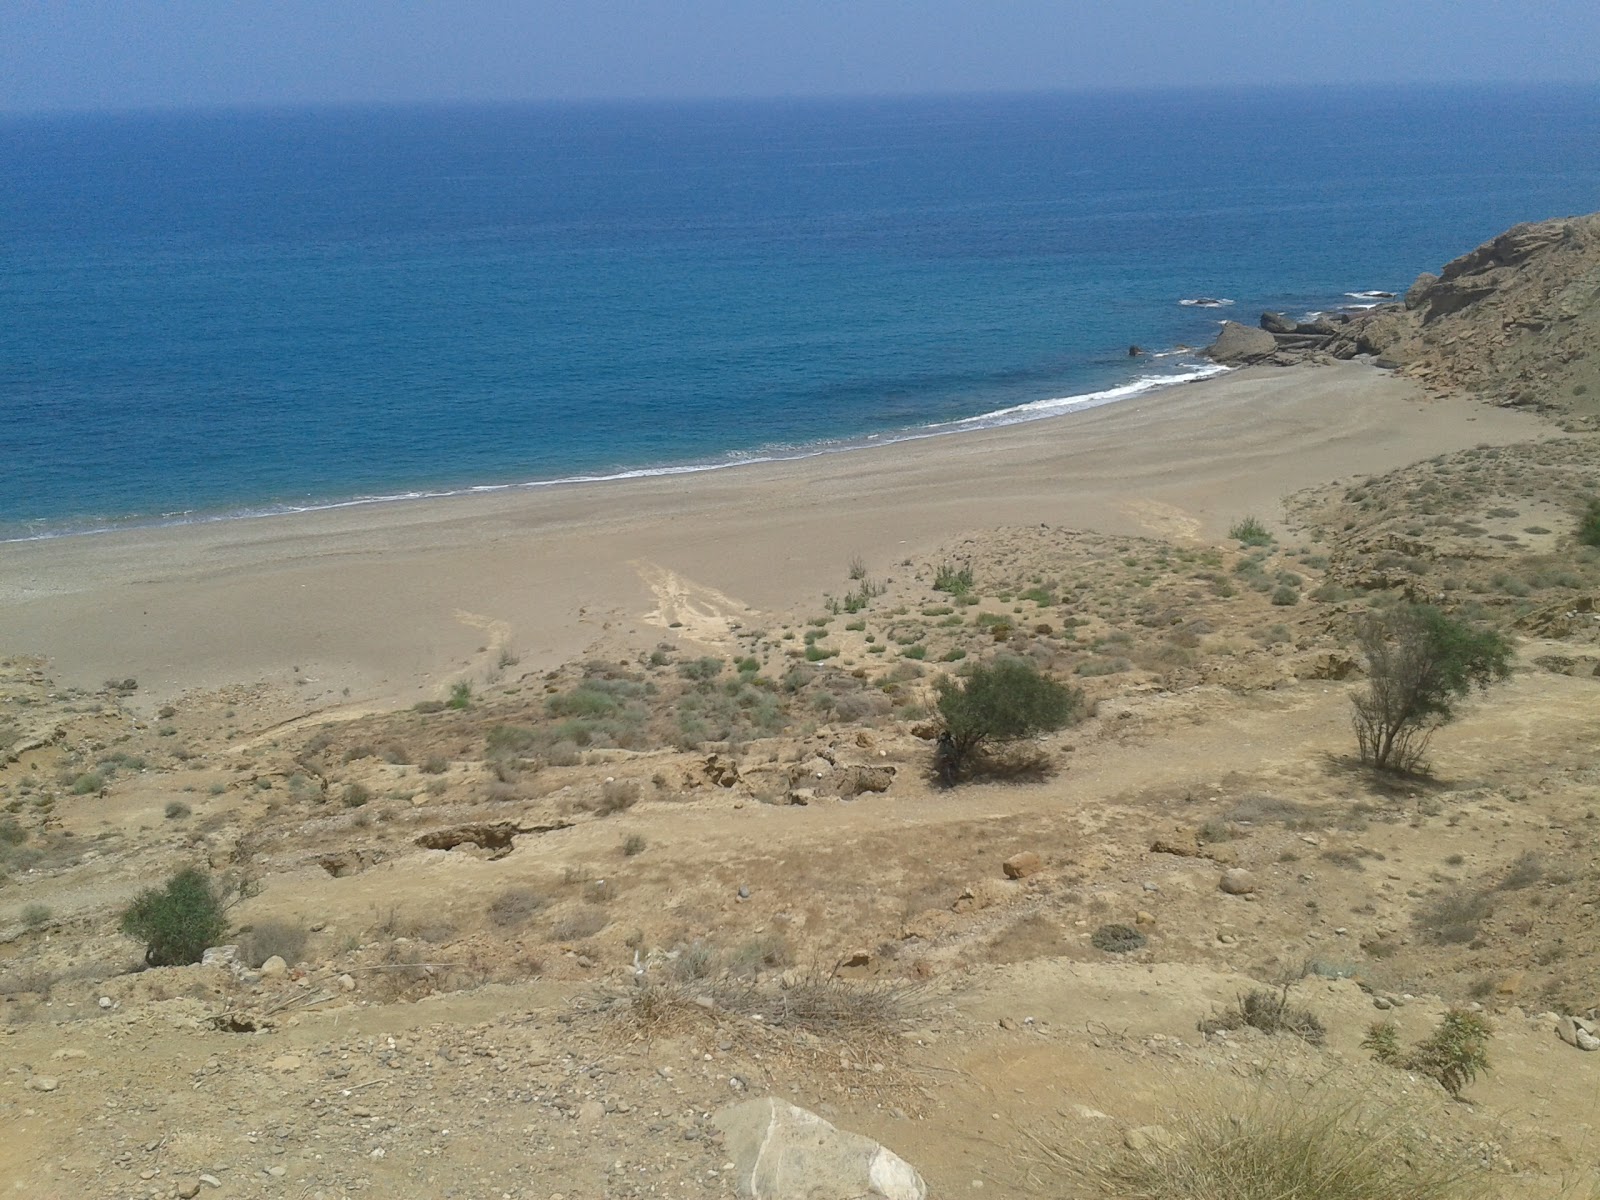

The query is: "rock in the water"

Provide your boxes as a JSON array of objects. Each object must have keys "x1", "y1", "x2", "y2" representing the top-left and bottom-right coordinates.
[
  {"x1": 1003, "y1": 851, "x2": 1043, "y2": 879},
  {"x1": 1259, "y1": 311, "x2": 1298, "y2": 334},
  {"x1": 1219, "y1": 868, "x2": 1258, "y2": 895},
  {"x1": 260, "y1": 955, "x2": 289, "y2": 979},
  {"x1": 1205, "y1": 321, "x2": 1278, "y2": 365},
  {"x1": 713, "y1": 1096, "x2": 926, "y2": 1200}
]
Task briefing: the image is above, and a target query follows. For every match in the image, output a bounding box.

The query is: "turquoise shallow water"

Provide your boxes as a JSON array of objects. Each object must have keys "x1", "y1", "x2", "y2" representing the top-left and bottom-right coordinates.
[{"x1": 4, "y1": 84, "x2": 1600, "y2": 539}]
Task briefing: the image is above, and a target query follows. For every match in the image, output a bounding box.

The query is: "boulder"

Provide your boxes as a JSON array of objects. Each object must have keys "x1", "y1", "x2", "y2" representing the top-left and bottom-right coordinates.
[
  {"x1": 713, "y1": 1096, "x2": 926, "y2": 1200},
  {"x1": 260, "y1": 955, "x2": 289, "y2": 979},
  {"x1": 1259, "y1": 311, "x2": 1298, "y2": 334},
  {"x1": 1219, "y1": 868, "x2": 1258, "y2": 895},
  {"x1": 1204, "y1": 321, "x2": 1278, "y2": 365},
  {"x1": 1003, "y1": 851, "x2": 1044, "y2": 879},
  {"x1": 838, "y1": 765, "x2": 895, "y2": 798}
]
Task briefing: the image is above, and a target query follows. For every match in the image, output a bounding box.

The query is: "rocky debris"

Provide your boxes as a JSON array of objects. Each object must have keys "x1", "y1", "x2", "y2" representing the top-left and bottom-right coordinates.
[
  {"x1": 1219, "y1": 868, "x2": 1258, "y2": 895},
  {"x1": 704, "y1": 753, "x2": 743, "y2": 787},
  {"x1": 1149, "y1": 830, "x2": 1235, "y2": 865},
  {"x1": 837, "y1": 764, "x2": 895, "y2": 798},
  {"x1": 713, "y1": 1096, "x2": 927, "y2": 1200},
  {"x1": 1558, "y1": 1015, "x2": 1600, "y2": 1051},
  {"x1": 1205, "y1": 320, "x2": 1278, "y2": 364},
  {"x1": 1002, "y1": 851, "x2": 1043, "y2": 879}
]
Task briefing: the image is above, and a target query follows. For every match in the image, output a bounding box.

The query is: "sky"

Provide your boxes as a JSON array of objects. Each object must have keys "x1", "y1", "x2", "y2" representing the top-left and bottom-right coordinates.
[{"x1": 4, "y1": 0, "x2": 1599, "y2": 113}]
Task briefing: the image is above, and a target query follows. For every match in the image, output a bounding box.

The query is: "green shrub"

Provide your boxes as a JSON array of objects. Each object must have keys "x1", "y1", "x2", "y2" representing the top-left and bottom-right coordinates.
[
  {"x1": 446, "y1": 681, "x2": 472, "y2": 710},
  {"x1": 21, "y1": 903, "x2": 52, "y2": 929},
  {"x1": 1271, "y1": 585, "x2": 1300, "y2": 606},
  {"x1": 1229, "y1": 516, "x2": 1274, "y2": 546},
  {"x1": 164, "y1": 801, "x2": 192, "y2": 820},
  {"x1": 1576, "y1": 499, "x2": 1600, "y2": 547},
  {"x1": 933, "y1": 563, "x2": 974, "y2": 596},
  {"x1": 1364, "y1": 1009, "x2": 1492, "y2": 1099},
  {"x1": 119, "y1": 867, "x2": 230, "y2": 966},
  {"x1": 934, "y1": 657, "x2": 1082, "y2": 783},
  {"x1": 1351, "y1": 604, "x2": 1513, "y2": 771}
]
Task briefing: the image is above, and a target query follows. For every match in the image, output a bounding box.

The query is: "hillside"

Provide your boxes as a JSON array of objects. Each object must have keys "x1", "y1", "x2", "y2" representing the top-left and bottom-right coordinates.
[{"x1": 5, "y1": 218, "x2": 1600, "y2": 1199}]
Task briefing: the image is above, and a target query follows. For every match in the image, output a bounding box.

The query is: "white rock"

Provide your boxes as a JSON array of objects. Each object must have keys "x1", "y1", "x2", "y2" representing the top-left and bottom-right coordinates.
[
  {"x1": 714, "y1": 1096, "x2": 926, "y2": 1200},
  {"x1": 201, "y1": 945, "x2": 239, "y2": 968},
  {"x1": 260, "y1": 955, "x2": 289, "y2": 978},
  {"x1": 26, "y1": 1076, "x2": 59, "y2": 1092}
]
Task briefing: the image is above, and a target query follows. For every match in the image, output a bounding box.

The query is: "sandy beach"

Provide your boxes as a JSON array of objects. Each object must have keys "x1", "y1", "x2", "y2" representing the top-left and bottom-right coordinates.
[{"x1": 0, "y1": 361, "x2": 1546, "y2": 706}]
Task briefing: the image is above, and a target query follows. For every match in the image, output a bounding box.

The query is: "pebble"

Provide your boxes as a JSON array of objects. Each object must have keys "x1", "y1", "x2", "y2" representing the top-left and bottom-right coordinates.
[
  {"x1": 26, "y1": 1076, "x2": 58, "y2": 1092},
  {"x1": 736, "y1": 885, "x2": 751, "y2": 900},
  {"x1": 98, "y1": 996, "x2": 113, "y2": 1009},
  {"x1": 260, "y1": 955, "x2": 289, "y2": 979}
]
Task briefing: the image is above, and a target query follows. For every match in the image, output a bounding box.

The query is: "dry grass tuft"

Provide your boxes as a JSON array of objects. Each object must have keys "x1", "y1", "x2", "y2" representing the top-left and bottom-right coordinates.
[{"x1": 1031, "y1": 1092, "x2": 1485, "y2": 1200}]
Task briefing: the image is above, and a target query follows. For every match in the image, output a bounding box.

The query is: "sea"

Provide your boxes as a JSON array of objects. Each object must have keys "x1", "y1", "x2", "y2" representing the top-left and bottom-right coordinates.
[{"x1": 5, "y1": 84, "x2": 1600, "y2": 541}]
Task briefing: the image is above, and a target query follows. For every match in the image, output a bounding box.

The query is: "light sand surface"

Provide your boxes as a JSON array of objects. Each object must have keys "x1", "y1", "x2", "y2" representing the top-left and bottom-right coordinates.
[{"x1": 0, "y1": 362, "x2": 1547, "y2": 705}]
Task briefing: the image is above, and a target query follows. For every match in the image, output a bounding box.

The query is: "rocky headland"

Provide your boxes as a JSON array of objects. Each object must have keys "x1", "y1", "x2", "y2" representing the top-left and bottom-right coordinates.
[{"x1": 1208, "y1": 211, "x2": 1600, "y2": 426}]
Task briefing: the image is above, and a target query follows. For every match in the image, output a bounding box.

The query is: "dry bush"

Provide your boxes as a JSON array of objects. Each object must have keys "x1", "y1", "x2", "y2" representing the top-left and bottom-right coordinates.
[
  {"x1": 486, "y1": 887, "x2": 544, "y2": 928},
  {"x1": 1199, "y1": 986, "x2": 1326, "y2": 1045},
  {"x1": 1034, "y1": 1092, "x2": 1483, "y2": 1200},
  {"x1": 597, "y1": 779, "x2": 641, "y2": 815},
  {"x1": 552, "y1": 905, "x2": 608, "y2": 941},
  {"x1": 1415, "y1": 887, "x2": 1493, "y2": 945},
  {"x1": 236, "y1": 920, "x2": 310, "y2": 968}
]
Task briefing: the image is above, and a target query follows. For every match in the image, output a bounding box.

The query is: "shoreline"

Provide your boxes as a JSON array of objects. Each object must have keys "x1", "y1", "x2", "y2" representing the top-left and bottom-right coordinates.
[
  {"x1": 0, "y1": 361, "x2": 1551, "y2": 707},
  {"x1": 2, "y1": 357, "x2": 1226, "y2": 546}
]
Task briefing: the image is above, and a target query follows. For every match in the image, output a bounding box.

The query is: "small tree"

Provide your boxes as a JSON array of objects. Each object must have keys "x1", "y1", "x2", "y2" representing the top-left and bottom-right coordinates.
[
  {"x1": 934, "y1": 657, "x2": 1082, "y2": 783},
  {"x1": 1580, "y1": 499, "x2": 1600, "y2": 547},
  {"x1": 1350, "y1": 604, "x2": 1511, "y2": 772},
  {"x1": 119, "y1": 866, "x2": 230, "y2": 966}
]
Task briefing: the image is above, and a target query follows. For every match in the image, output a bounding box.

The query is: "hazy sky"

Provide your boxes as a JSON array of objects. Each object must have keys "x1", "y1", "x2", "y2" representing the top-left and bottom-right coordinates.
[{"x1": 5, "y1": 1, "x2": 1599, "y2": 113}]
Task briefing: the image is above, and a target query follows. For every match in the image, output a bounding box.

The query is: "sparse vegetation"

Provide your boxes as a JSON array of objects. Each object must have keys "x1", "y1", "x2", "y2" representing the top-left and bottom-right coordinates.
[
  {"x1": 1200, "y1": 986, "x2": 1326, "y2": 1045},
  {"x1": 1045, "y1": 1093, "x2": 1480, "y2": 1200},
  {"x1": 236, "y1": 919, "x2": 310, "y2": 968},
  {"x1": 933, "y1": 563, "x2": 974, "y2": 596},
  {"x1": 164, "y1": 800, "x2": 191, "y2": 819},
  {"x1": 447, "y1": 681, "x2": 473, "y2": 709},
  {"x1": 21, "y1": 903, "x2": 52, "y2": 929},
  {"x1": 486, "y1": 887, "x2": 544, "y2": 928},
  {"x1": 1229, "y1": 515, "x2": 1274, "y2": 546},
  {"x1": 1364, "y1": 1009, "x2": 1492, "y2": 1099},
  {"x1": 119, "y1": 867, "x2": 231, "y2": 967},
  {"x1": 1350, "y1": 604, "x2": 1513, "y2": 771},
  {"x1": 1090, "y1": 923, "x2": 1146, "y2": 954}
]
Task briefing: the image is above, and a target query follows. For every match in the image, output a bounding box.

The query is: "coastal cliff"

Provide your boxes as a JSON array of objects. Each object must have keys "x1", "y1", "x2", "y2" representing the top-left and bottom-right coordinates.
[{"x1": 1208, "y1": 212, "x2": 1600, "y2": 424}]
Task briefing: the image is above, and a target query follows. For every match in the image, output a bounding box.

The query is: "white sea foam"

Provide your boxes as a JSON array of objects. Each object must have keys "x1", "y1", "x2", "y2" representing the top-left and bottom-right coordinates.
[
  {"x1": 2, "y1": 360, "x2": 1231, "y2": 543},
  {"x1": 1179, "y1": 297, "x2": 1234, "y2": 307},
  {"x1": 1344, "y1": 290, "x2": 1396, "y2": 300}
]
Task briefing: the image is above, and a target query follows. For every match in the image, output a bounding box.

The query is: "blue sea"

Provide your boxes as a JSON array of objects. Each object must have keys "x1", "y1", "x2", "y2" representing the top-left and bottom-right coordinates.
[{"x1": 5, "y1": 84, "x2": 1600, "y2": 540}]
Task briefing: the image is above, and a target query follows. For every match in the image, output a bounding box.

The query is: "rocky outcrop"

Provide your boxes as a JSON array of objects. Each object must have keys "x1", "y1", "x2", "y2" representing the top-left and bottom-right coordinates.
[
  {"x1": 1210, "y1": 213, "x2": 1600, "y2": 422},
  {"x1": 1205, "y1": 320, "x2": 1278, "y2": 364}
]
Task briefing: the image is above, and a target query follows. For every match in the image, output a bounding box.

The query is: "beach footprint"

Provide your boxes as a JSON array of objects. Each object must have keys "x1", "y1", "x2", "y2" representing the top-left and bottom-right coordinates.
[{"x1": 632, "y1": 560, "x2": 753, "y2": 647}]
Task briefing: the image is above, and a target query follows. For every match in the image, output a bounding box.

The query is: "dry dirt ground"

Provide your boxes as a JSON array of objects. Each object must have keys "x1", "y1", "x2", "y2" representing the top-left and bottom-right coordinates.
[{"x1": 3, "y1": 438, "x2": 1600, "y2": 1199}]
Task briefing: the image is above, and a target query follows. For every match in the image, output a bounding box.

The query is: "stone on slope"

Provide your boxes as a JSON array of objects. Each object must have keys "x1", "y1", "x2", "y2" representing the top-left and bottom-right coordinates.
[{"x1": 713, "y1": 1096, "x2": 926, "y2": 1200}]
